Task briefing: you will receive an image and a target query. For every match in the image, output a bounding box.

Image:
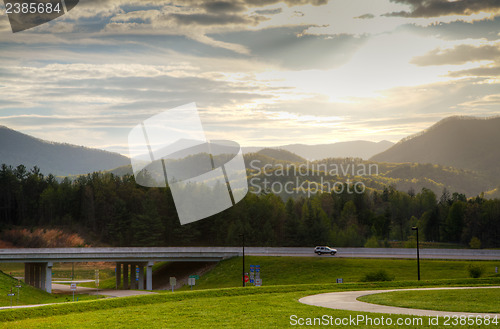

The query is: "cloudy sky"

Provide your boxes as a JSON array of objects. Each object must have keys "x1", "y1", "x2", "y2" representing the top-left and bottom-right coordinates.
[{"x1": 1, "y1": 0, "x2": 500, "y2": 155}]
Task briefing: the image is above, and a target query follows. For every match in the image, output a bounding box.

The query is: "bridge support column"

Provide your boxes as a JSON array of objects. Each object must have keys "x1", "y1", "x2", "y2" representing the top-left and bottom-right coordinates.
[
  {"x1": 34, "y1": 264, "x2": 41, "y2": 288},
  {"x1": 116, "y1": 263, "x2": 121, "y2": 289},
  {"x1": 123, "y1": 263, "x2": 129, "y2": 290},
  {"x1": 41, "y1": 263, "x2": 46, "y2": 291},
  {"x1": 23, "y1": 263, "x2": 52, "y2": 293},
  {"x1": 24, "y1": 263, "x2": 31, "y2": 285},
  {"x1": 29, "y1": 263, "x2": 35, "y2": 287},
  {"x1": 138, "y1": 264, "x2": 144, "y2": 290},
  {"x1": 130, "y1": 264, "x2": 137, "y2": 290},
  {"x1": 146, "y1": 261, "x2": 153, "y2": 291},
  {"x1": 44, "y1": 262, "x2": 52, "y2": 293}
]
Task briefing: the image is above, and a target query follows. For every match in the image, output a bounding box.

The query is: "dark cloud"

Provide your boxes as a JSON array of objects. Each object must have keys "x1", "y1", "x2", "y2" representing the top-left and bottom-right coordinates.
[
  {"x1": 170, "y1": 13, "x2": 263, "y2": 26},
  {"x1": 449, "y1": 66, "x2": 500, "y2": 77},
  {"x1": 254, "y1": 8, "x2": 283, "y2": 15},
  {"x1": 385, "y1": 0, "x2": 500, "y2": 18},
  {"x1": 411, "y1": 44, "x2": 500, "y2": 66},
  {"x1": 354, "y1": 13, "x2": 375, "y2": 19},
  {"x1": 169, "y1": 0, "x2": 326, "y2": 27},
  {"x1": 201, "y1": 1, "x2": 247, "y2": 13},
  {"x1": 209, "y1": 26, "x2": 368, "y2": 70},
  {"x1": 401, "y1": 16, "x2": 500, "y2": 41},
  {"x1": 244, "y1": 0, "x2": 327, "y2": 6}
]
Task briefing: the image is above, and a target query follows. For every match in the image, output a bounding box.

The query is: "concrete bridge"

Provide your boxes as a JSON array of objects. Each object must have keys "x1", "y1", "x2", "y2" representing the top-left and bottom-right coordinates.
[{"x1": 0, "y1": 247, "x2": 240, "y2": 293}]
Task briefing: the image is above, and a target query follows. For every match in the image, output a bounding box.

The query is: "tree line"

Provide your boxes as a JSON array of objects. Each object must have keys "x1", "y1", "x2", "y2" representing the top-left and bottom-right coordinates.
[{"x1": 0, "y1": 164, "x2": 499, "y2": 248}]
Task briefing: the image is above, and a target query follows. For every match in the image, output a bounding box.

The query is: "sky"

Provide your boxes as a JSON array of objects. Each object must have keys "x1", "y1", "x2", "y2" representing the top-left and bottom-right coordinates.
[{"x1": 1, "y1": 0, "x2": 500, "y2": 156}]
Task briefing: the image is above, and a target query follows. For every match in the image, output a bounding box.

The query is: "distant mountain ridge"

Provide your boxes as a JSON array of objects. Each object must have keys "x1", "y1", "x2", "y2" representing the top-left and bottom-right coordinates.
[
  {"x1": 256, "y1": 148, "x2": 306, "y2": 162},
  {"x1": 3, "y1": 116, "x2": 500, "y2": 198},
  {"x1": 244, "y1": 140, "x2": 394, "y2": 160},
  {"x1": 370, "y1": 116, "x2": 500, "y2": 176},
  {"x1": 0, "y1": 126, "x2": 130, "y2": 176}
]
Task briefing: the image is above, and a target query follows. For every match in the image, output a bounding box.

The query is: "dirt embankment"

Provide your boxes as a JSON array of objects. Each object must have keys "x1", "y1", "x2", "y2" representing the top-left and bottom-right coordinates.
[{"x1": 153, "y1": 262, "x2": 217, "y2": 290}]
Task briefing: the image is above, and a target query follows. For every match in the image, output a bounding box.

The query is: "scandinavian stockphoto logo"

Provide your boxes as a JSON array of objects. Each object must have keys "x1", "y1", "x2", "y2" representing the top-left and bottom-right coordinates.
[
  {"x1": 128, "y1": 103, "x2": 249, "y2": 225},
  {"x1": 3, "y1": 0, "x2": 79, "y2": 33}
]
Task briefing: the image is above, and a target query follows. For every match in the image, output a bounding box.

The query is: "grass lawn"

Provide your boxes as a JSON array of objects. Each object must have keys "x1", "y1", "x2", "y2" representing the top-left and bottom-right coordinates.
[
  {"x1": 0, "y1": 255, "x2": 498, "y2": 326},
  {"x1": 186, "y1": 256, "x2": 500, "y2": 290},
  {"x1": 0, "y1": 272, "x2": 102, "y2": 307},
  {"x1": 1, "y1": 279, "x2": 499, "y2": 328},
  {"x1": 359, "y1": 288, "x2": 500, "y2": 313}
]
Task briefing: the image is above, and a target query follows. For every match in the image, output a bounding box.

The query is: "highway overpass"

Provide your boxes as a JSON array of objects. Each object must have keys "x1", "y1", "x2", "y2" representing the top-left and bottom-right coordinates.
[
  {"x1": 0, "y1": 247, "x2": 498, "y2": 293},
  {"x1": 0, "y1": 247, "x2": 240, "y2": 293}
]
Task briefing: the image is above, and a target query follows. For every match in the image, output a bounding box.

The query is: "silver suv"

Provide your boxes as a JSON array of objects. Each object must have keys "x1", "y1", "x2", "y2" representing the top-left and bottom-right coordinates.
[{"x1": 314, "y1": 246, "x2": 337, "y2": 255}]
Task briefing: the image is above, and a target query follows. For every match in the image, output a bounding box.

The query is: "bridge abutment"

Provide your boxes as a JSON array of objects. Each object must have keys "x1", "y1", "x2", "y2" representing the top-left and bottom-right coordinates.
[{"x1": 24, "y1": 262, "x2": 52, "y2": 293}]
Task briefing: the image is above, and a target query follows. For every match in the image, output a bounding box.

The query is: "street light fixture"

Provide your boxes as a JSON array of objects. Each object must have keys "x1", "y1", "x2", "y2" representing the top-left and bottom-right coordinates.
[
  {"x1": 239, "y1": 233, "x2": 245, "y2": 287},
  {"x1": 411, "y1": 227, "x2": 420, "y2": 280}
]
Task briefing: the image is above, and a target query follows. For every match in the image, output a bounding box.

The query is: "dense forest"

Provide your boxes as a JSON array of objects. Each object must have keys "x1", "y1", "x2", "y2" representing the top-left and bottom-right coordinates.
[{"x1": 0, "y1": 164, "x2": 499, "y2": 248}]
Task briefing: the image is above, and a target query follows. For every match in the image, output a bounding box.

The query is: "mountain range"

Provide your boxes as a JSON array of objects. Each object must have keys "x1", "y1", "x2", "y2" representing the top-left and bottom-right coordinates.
[
  {"x1": 371, "y1": 116, "x2": 500, "y2": 176},
  {"x1": 0, "y1": 126, "x2": 129, "y2": 176},
  {"x1": 2, "y1": 115, "x2": 500, "y2": 197},
  {"x1": 244, "y1": 140, "x2": 394, "y2": 160}
]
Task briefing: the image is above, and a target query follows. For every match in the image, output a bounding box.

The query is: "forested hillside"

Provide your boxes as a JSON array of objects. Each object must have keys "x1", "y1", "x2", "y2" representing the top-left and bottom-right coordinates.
[
  {"x1": 371, "y1": 116, "x2": 500, "y2": 177},
  {"x1": 246, "y1": 156, "x2": 493, "y2": 198},
  {"x1": 1, "y1": 164, "x2": 498, "y2": 248},
  {"x1": 109, "y1": 152, "x2": 493, "y2": 198}
]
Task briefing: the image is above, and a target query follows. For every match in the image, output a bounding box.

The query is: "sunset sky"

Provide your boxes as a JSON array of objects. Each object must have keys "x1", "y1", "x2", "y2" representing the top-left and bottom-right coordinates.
[{"x1": 1, "y1": 0, "x2": 500, "y2": 155}]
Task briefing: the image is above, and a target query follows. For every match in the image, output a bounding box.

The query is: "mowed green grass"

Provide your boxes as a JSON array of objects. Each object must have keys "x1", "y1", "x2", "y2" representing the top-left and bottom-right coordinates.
[
  {"x1": 1, "y1": 280, "x2": 500, "y2": 328},
  {"x1": 188, "y1": 256, "x2": 500, "y2": 290},
  {"x1": 359, "y1": 288, "x2": 500, "y2": 313},
  {"x1": 79, "y1": 257, "x2": 500, "y2": 291},
  {"x1": 0, "y1": 271, "x2": 101, "y2": 307}
]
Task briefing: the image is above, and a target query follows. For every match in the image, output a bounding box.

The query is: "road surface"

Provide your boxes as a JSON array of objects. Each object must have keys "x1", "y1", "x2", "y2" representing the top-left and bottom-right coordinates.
[{"x1": 299, "y1": 286, "x2": 500, "y2": 317}]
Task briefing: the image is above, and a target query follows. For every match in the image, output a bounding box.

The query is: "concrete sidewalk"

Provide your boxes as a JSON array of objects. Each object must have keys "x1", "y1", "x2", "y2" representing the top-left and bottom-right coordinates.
[{"x1": 299, "y1": 286, "x2": 500, "y2": 317}]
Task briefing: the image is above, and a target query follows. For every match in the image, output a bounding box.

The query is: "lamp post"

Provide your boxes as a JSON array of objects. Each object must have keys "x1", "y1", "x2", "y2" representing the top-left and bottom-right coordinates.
[
  {"x1": 411, "y1": 227, "x2": 420, "y2": 280},
  {"x1": 239, "y1": 233, "x2": 245, "y2": 287}
]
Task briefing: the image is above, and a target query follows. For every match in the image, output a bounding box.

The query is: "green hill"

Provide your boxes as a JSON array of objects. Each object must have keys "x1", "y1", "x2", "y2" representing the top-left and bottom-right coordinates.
[
  {"x1": 370, "y1": 116, "x2": 500, "y2": 178},
  {"x1": 247, "y1": 156, "x2": 493, "y2": 198},
  {"x1": 105, "y1": 150, "x2": 494, "y2": 197},
  {"x1": 0, "y1": 271, "x2": 79, "y2": 307}
]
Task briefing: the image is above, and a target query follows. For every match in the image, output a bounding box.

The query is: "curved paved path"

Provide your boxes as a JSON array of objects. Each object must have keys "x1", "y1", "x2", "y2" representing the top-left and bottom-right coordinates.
[{"x1": 299, "y1": 286, "x2": 500, "y2": 317}]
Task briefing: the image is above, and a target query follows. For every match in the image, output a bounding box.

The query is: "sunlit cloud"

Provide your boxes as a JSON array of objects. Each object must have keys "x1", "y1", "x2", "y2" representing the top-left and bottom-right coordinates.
[{"x1": 1, "y1": 0, "x2": 500, "y2": 154}]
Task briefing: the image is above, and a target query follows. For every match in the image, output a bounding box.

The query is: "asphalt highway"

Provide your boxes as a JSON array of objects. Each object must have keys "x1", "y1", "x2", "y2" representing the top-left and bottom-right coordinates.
[{"x1": 244, "y1": 247, "x2": 500, "y2": 260}]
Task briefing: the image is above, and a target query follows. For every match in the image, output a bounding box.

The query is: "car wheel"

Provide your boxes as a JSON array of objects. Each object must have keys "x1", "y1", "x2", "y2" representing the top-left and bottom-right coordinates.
[{"x1": 331, "y1": 251, "x2": 335, "y2": 255}]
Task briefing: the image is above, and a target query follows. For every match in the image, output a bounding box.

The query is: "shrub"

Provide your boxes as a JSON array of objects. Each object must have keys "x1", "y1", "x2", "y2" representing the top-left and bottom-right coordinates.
[
  {"x1": 404, "y1": 236, "x2": 417, "y2": 248},
  {"x1": 469, "y1": 237, "x2": 481, "y2": 249},
  {"x1": 364, "y1": 236, "x2": 381, "y2": 248},
  {"x1": 0, "y1": 228, "x2": 88, "y2": 248},
  {"x1": 361, "y1": 270, "x2": 394, "y2": 282},
  {"x1": 467, "y1": 264, "x2": 484, "y2": 278}
]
